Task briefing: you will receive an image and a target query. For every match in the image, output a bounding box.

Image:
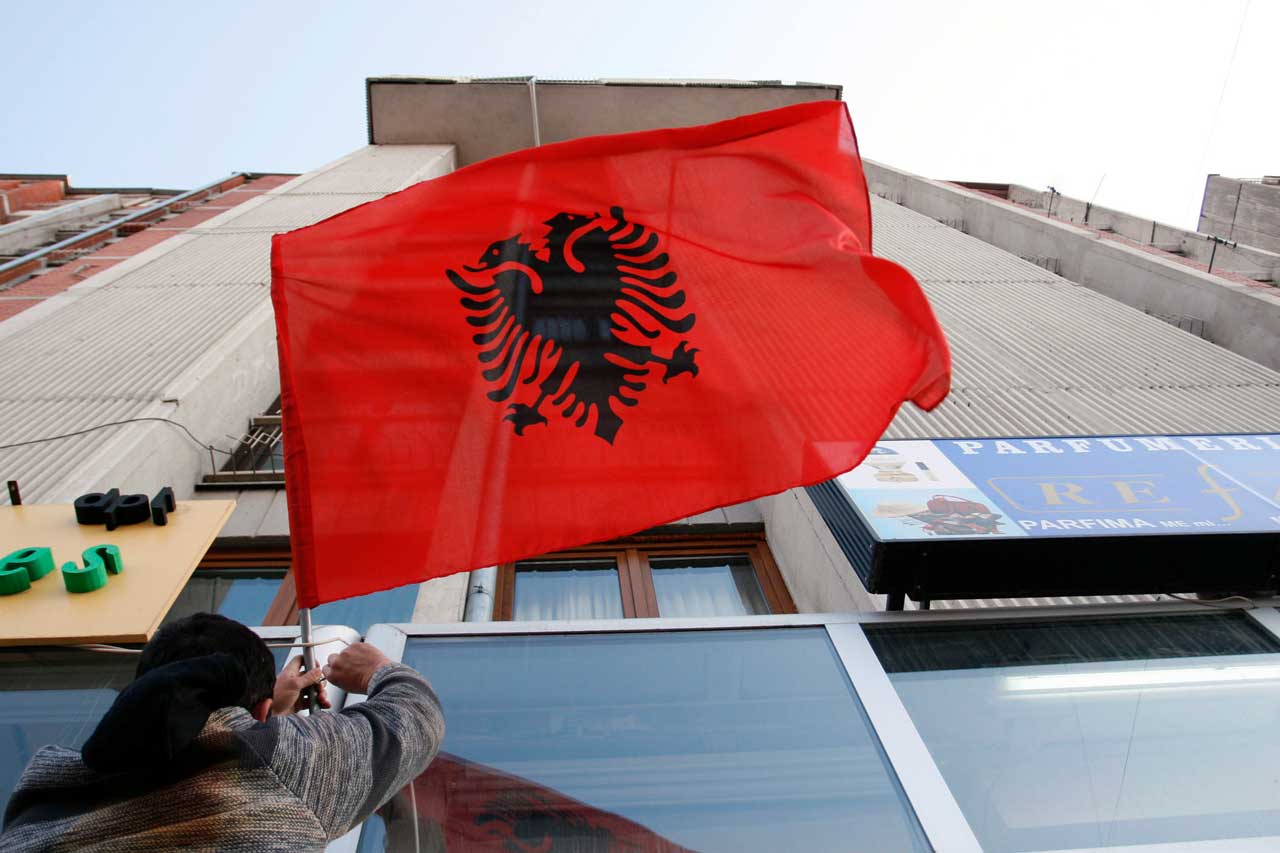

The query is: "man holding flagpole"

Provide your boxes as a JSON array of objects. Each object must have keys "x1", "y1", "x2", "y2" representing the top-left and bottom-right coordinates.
[{"x1": 1, "y1": 613, "x2": 444, "y2": 852}]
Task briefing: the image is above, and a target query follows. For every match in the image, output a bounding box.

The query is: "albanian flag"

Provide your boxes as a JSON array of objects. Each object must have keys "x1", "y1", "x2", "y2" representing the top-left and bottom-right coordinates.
[{"x1": 273, "y1": 100, "x2": 950, "y2": 608}]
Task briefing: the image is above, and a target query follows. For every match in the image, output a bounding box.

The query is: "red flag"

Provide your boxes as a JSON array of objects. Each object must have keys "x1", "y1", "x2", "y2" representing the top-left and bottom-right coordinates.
[{"x1": 273, "y1": 100, "x2": 950, "y2": 608}]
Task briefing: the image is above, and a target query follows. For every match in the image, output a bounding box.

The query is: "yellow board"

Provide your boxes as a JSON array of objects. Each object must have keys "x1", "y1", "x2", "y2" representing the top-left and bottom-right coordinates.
[{"x1": 0, "y1": 500, "x2": 235, "y2": 646}]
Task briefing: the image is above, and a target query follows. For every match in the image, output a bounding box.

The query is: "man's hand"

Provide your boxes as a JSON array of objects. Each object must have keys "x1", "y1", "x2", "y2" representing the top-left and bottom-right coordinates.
[
  {"x1": 323, "y1": 642, "x2": 392, "y2": 695},
  {"x1": 272, "y1": 655, "x2": 331, "y2": 716}
]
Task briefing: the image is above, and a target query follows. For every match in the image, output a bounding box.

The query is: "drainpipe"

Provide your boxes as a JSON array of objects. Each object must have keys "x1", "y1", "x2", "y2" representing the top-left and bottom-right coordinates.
[
  {"x1": 463, "y1": 566, "x2": 497, "y2": 621},
  {"x1": 0, "y1": 172, "x2": 251, "y2": 290}
]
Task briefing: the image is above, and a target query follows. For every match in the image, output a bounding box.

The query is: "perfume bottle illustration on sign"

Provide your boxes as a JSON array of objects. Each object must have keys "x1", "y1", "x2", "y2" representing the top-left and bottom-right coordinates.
[{"x1": 864, "y1": 445, "x2": 919, "y2": 483}]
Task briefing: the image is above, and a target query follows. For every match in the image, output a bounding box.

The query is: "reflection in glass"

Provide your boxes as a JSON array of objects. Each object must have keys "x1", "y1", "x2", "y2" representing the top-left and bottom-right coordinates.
[
  {"x1": 368, "y1": 752, "x2": 696, "y2": 852},
  {"x1": 650, "y1": 555, "x2": 769, "y2": 617},
  {"x1": 311, "y1": 583, "x2": 418, "y2": 631},
  {"x1": 0, "y1": 649, "x2": 136, "y2": 807},
  {"x1": 364, "y1": 628, "x2": 928, "y2": 852},
  {"x1": 513, "y1": 560, "x2": 623, "y2": 621},
  {"x1": 165, "y1": 571, "x2": 284, "y2": 626},
  {"x1": 871, "y1": 613, "x2": 1280, "y2": 851}
]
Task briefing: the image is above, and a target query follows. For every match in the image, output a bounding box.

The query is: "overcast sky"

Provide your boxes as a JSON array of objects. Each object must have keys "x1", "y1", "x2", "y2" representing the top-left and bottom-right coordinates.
[{"x1": 4, "y1": 1, "x2": 1273, "y2": 230}]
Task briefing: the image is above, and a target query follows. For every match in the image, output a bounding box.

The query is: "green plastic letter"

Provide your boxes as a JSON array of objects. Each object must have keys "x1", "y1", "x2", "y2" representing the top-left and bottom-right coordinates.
[{"x1": 0, "y1": 547, "x2": 56, "y2": 596}]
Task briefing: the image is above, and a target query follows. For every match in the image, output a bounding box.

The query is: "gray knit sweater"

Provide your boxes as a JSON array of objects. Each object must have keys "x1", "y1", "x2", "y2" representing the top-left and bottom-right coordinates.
[{"x1": 0, "y1": 662, "x2": 443, "y2": 852}]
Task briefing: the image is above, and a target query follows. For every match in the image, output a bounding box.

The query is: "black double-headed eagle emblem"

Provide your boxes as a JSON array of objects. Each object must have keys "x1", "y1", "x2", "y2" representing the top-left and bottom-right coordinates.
[{"x1": 447, "y1": 207, "x2": 698, "y2": 444}]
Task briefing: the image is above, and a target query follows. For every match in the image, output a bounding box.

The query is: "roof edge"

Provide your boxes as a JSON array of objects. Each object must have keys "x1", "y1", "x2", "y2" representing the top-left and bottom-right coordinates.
[{"x1": 363, "y1": 76, "x2": 843, "y2": 144}]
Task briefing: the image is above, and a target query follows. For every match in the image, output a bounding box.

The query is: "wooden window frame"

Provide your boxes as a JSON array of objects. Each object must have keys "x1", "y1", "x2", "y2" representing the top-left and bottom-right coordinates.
[
  {"x1": 197, "y1": 533, "x2": 794, "y2": 626},
  {"x1": 494, "y1": 533, "x2": 795, "y2": 620}
]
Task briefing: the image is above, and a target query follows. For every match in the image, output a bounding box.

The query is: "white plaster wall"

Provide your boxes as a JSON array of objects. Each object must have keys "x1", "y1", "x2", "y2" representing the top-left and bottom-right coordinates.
[{"x1": 758, "y1": 488, "x2": 884, "y2": 613}]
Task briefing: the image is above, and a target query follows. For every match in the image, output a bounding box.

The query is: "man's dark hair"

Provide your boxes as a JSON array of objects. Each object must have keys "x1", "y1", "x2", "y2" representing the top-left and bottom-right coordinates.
[{"x1": 137, "y1": 613, "x2": 275, "y2": 710}]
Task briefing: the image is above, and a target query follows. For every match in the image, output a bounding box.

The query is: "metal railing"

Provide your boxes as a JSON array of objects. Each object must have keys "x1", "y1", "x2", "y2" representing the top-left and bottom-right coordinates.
[
  {"x1": 0, "y1": 173, "x2": 250, "y2": 290},
  {"x1": 199, "y1": 412, "x2": 285, "y2": 488}
]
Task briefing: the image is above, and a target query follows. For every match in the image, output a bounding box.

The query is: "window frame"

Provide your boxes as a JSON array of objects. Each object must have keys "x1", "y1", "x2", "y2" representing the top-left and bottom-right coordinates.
[{"x1": 493, "y1": 534, "x2": 795, "y2": 620}]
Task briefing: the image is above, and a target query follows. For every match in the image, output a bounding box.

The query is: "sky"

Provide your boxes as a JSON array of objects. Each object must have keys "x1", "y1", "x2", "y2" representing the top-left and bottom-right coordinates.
[{"x1": 4, "y1": 0, "x2": 1274, "y2": 230}]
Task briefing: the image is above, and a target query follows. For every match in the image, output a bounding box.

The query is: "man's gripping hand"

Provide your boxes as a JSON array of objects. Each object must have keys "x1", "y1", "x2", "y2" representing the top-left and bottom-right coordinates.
[
  {"x1": 272, "y1": 655, "x2": 332, "y2": 716},
  {"x1": 323, "y1": 642, "x2": 392, "y2": 695}
]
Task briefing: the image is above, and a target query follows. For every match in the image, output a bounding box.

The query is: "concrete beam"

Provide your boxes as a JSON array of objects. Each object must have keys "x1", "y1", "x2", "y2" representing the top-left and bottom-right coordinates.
[
  {"x1": 1003, "y1": 182, "x2": 1279, "y2": 282},
  {"x1": 867, "y1": 161, "x2": 1280, "y2": 373},
  {"x1": 366, "y1": 78, "x2": 840, "y2": 164}
]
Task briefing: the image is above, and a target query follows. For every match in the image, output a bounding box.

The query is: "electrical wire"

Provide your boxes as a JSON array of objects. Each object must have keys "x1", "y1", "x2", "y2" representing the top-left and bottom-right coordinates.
[
  {"x1": 73, "y1": 638, "x2": 350, "y2": 655},
  {"x1": 0, "y1": 417, "x2": 234, "y2": 456},
  {"x1": 1161, "y1": 591, "x2": 1258, "y2": 609},
  {"x1": 1190, "y1": 0, "x2": 1251, "y2": 222},
  {"x1": 73, "y1": 644, "x2": 144, "y2": 655}
]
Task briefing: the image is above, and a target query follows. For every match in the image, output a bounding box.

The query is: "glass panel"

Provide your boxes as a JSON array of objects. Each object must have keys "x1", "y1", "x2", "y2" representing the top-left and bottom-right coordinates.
[
  {"x1": 650, "y1": 554, "x2": 770, "y2": 617},
  {"x1": 311, "y1": 583, "x2": 418, "y2": 631},
  {"x1": 0, "y1": 641, "x2": 297, "y2": 807},
  {"x1": 870, "y1": 612, "x2": 1280, "y2": 851},
  {"x1": 0, "y1": 649, "x2": 135, "y2": 807},
  {"x1": 364, "y1": 628, "x2": 928, "y2": 852},
  {"x1": 513, "y1": 559, "x2": 623, "y2": 621},
  {"x1": 269, "y1": 646, "x2": 292, "y2": 671},
  {"x1": 164, "y1": 569, "x2": 284, "y2": 626}
]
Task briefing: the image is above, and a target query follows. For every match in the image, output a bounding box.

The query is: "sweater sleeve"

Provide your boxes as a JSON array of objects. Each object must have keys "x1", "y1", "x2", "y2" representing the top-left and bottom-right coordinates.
[{"x1": 265, "y1": 662, "x2": 445, "y2": 840}]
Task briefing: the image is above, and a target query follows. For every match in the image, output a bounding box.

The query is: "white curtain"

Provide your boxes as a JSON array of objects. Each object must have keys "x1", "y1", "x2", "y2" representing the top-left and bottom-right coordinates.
[
  {"x1": 652, "y1": 562, "x2": 768, "y2": 618},
  {"x1": 514, "y1": 567, "x2": 623, "y2": 621}
]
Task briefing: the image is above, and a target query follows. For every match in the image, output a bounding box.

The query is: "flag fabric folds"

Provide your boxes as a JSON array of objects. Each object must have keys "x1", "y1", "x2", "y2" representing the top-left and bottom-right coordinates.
[{"x1": 273, "y1": 100, "x2": 950, "y2": 608}]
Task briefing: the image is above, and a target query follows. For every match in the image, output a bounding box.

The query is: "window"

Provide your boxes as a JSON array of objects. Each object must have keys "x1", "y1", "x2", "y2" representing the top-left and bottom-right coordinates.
[
  {"x1": 201, "y1": 398, "x2": 284, "y2": 486},
  {"x1": 867, "y1": 612, "x2": 1280, "y2": 852},
  {"x1": 495, "y1": 536, "x2": 793, "y2": 620},
  {"x1": 174, "y1": 546, "x2": 419, "y2": 630},
  {"x1": 309, "y1": 585, "x2": 418, "y2": 630},
  {"x1": 649, "y1": 554, "x2": 769, "y2": 617},
  {"x1": 359, "y1": 628, "x2": 928, "y2": 853},
  {"x1": 164, "y1": 568, "x2": 288, "y2": 626},
  {"x1": 170, "y1": 547, "x2": 294, "y2": 626},
  {"x1": 513, "y1": 559, "x2": 624, "y2": 621},
  {"x1": 0, "y1": 648, "x2": 136, "y2": 807}
]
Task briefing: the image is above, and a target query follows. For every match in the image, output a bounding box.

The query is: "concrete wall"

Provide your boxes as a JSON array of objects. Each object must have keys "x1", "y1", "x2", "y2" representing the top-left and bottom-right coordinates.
[
  {"x1": 758, "y1": 488, "x2": 884, "y2": 612},
  {"x1": 1005, "y1": 183, "x2": 1279, "y2": 282},
  {"x1": 1200, "y1": 176, "x2": 1280, "y2": 253},
  {"x1": 867, "y1": 161, "x2": 1280, "y2": 373},
  {"x1": 52, "y1": 300, "x2": 282, "y2": 503}
]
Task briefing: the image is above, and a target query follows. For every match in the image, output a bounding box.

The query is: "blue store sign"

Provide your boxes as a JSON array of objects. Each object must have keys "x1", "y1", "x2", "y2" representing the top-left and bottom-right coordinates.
[
  {"x1": 809, "y1": 434, "x2": 1280, "y2": 606},
  {"x1": 839, "y1": 434, "x2": 1280, "y2": 540}
]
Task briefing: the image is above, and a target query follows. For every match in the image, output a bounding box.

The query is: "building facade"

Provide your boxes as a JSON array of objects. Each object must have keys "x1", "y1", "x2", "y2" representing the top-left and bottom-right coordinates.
[{"x1": 4, "y1": 78, "x2": 1280, "y2": 851}]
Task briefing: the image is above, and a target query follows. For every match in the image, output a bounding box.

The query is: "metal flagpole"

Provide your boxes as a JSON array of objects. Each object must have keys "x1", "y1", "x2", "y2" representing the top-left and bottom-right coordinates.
[
  {"x1": 299, "y1": 607, "x2": 319, "y2": 713},
  {"x1": 527, "y1": 77, "x2": 540, "y2": 146}
]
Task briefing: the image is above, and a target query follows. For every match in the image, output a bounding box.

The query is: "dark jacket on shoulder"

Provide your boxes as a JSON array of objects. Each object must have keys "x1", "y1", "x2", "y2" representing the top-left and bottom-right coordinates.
[{"x1": 0, "y1": 662, "x2": 443, "y2": 852}]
